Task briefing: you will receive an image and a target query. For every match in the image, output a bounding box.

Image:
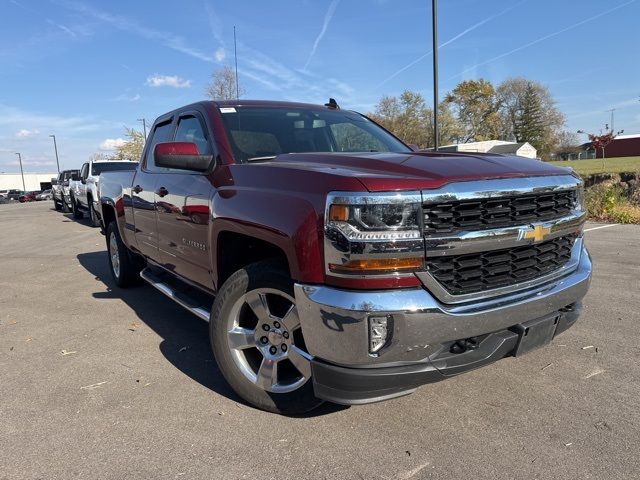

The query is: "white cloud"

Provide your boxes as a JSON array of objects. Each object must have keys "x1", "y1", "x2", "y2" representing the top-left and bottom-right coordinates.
[
  {"x1": 113, "y1": 93, "x2": 141, "y2": 102},
  {"x1": 15, "y1": 128, "x2": 40, "y2": 138},
  {"x1": 215, "y1": 47, "x2": 226, "y2": 62},
  {"x1": 145, "y1": 74, "x2": 191, "y2": 88},
  {"x1": 99, "y1": 138, "x2": 126, "y2": 150},
  {"x1": 304, "y1": 0, "x2": 340, "y2": 70},
  {"x1": 60, "y1": 2, "x2": 215, "y2": 63}
]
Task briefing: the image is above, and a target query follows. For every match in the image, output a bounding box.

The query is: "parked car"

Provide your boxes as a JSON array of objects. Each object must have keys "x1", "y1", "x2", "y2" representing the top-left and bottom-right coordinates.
[
  {"x1": 52, "y1": 169, "x2": 79, "y2": 211},
  {"x1": 0, "y1": 190, "x2": 8, "y2": 199},
  {"x1": 6, "y1": 189, "x2": 25, "y2": 201},
  {"x1": 69, "y1": 159, "x2": 137, "y2": 226},
  {"x1": 36, "y1": 189, "x2": 52, "y2": 201},
  {"x1": 18, "y1": 191, "x2": 39, "y2": 202},
  {"x1": 100, "y1": 100, "x2": 592, "y2": 414}
]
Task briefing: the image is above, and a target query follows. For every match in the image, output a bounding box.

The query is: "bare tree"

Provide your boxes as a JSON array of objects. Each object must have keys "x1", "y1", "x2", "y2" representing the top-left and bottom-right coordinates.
[{"x1": 205, "y1": 66, "x2": 246, "y2": 100}]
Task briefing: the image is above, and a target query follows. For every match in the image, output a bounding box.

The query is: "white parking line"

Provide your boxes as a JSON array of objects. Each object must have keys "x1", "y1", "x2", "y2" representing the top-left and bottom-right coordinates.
[{"x1": 584, "y1": 224, "x2": 619, "y2": 232}]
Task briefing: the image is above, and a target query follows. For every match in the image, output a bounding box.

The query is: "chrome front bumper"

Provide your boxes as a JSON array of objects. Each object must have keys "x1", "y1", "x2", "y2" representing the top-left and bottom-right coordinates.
[{"x1": 295, "y1": 244, "x2": 591, "y2": 368}]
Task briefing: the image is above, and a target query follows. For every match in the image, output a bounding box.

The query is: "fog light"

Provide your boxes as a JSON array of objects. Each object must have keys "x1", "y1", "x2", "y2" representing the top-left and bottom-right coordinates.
[{"x1": 369, "y1": 316, "x2": 389, "y2": 354}]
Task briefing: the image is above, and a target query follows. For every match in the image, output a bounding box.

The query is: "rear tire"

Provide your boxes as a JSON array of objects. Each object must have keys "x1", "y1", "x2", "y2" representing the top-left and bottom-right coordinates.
[
  {"x1": 210, "y1": 260, "x2": 322, "y2": 415},
  {"x1": 106, "y1": 222, "x2": 144, "y2": 288}
]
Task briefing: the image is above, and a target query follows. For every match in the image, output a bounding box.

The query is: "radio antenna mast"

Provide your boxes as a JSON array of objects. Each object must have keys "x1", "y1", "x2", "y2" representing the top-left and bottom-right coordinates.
[{"x1": 234, "y1": 26, "x2": 239, "y2": 100}]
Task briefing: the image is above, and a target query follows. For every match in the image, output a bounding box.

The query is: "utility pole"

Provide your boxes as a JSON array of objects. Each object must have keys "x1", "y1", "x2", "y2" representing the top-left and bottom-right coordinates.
[
  {"x1": 234, "y1": 26, "x2": 240, "y2": 100},
  {"x1": 49, "y1": 134, "x2": 60, "y2": 173},
  {"x1": 15, "y1": 153, "x2": 26, "y2": 192},
  {"x1": 137, "y1": 118, "x2": 147, "y2": 142},
  {"x1": 432, "y1": 0, "x2": 439, "y2": 151}
]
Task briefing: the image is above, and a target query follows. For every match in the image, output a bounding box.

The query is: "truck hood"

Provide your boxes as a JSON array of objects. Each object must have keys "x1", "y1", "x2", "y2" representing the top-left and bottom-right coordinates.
[{"x1": 269, "y1": 151, "x2": 573, "y2": 191}]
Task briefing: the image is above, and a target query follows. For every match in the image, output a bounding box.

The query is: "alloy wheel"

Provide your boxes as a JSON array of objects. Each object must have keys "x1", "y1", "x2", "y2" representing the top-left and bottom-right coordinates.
[{"x1": 226, "y1": 288, "x2": 312, "y2": 393}]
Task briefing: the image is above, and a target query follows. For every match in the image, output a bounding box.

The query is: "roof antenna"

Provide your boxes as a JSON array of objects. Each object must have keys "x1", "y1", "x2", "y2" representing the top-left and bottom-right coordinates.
[{"x1": 325, "y1": 98, "x2": 339, "y2": 110}]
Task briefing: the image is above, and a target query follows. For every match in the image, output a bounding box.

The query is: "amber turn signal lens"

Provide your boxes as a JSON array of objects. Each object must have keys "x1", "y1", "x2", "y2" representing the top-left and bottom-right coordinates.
[
  {"x1": 329, "y1": 257, "x2": 423, "y2": 274},
  {"x1": 329, "y1": 204, "x2": 349, "y2": 222}
]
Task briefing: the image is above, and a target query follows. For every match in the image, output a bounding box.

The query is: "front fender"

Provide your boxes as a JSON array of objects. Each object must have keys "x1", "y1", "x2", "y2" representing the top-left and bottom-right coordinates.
[{"x1": 211, "y1": 188, "x2": 324, "y2": 286}]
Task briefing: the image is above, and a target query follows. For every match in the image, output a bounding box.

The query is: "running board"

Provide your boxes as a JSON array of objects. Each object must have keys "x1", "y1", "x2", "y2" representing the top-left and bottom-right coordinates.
[{"x1": 140, "y1": 268, "x2": 211, "y2": 322}]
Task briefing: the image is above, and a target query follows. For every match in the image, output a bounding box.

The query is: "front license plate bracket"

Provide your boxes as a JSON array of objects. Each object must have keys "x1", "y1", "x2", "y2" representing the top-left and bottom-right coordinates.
[{"x1": 511, "y1": 315, "x2": 559, "y2": 357}]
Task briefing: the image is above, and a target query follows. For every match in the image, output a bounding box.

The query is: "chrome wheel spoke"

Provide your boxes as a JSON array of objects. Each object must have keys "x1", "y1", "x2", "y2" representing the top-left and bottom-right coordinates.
[
  {"x1": 256, "y1": 357, "x2": 278, "y2": 390},
  {"x1": 280, "y1": 304, "x2": 300, "y2": 332},
  {"x1": 288, "y1": 345, "x2": 312, "y2": 379},
  {"x1": 109, "y1": 233, "x2": 120, "y2": 277},
  {"x1": 227, "y1": 327, "x2": 255, "y2": 350},
  {"x1": 245, "y1": 290, "x2": 270, "y2": 323}
]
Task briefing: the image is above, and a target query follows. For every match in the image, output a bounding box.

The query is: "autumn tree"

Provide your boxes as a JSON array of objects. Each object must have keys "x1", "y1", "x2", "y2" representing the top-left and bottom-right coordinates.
[
  {"x1": 206, "y1": 66, "x2": 245, "y2": 100},
  {"x1": 368, "y1": 91, "x2": 461, "y2": 148},
  {"x1": 444, "y1": 79, "x2": 502, "y2": 143},
  {"x1": 111, "y1": 127, "x2": 145, "y2": 161}
]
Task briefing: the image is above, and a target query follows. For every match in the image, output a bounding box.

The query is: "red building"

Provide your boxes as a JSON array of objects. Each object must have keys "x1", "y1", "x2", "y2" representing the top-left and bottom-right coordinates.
[{"x1": 593, "y1": 134, "x2": 640, "y2": 158}]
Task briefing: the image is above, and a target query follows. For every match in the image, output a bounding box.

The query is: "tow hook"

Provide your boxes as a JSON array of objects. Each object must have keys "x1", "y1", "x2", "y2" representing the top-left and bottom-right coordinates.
[{"x1": 450, "y1": 337, "x2": 480, "y2": 354}]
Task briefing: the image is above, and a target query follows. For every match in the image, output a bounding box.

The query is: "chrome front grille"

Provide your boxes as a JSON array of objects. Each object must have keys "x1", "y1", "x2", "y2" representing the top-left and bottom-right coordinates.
[
  {"x1": 425, "y1": 234, "x2": 577, "y2": 295},
  {"x1": 423, "y1": 189, "x2": 576, "y2": 235},
  {"x1": 418, "y1": 175, "x2": 585, "y2": 303}
]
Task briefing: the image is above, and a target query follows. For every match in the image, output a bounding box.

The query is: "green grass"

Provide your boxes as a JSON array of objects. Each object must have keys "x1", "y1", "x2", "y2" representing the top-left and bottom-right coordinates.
[{"x1": 548, "y1": 156, "x2": 640, "y2": 176}]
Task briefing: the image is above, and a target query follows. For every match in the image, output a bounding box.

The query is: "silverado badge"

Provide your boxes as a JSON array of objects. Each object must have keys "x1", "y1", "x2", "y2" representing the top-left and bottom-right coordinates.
[{"x1": 519, "y1": 224, "x2": 552, "y2": 242}]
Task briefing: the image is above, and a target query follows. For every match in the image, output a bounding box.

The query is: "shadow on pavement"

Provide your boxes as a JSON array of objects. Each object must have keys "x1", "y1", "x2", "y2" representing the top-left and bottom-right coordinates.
[{"x1": 77, "y1": 250, "x2": 347, "y2": 417}]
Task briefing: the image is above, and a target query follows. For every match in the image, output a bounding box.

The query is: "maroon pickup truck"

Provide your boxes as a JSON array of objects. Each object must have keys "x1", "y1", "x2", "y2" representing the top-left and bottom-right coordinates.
[{"x1": 99, "y1": 100, "x2": 591, "y2": 414}]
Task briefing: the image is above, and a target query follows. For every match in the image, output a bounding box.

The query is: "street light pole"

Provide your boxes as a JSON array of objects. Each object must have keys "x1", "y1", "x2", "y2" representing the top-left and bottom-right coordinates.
[
  {"x1": 432, "y1": 0, "x2": 439, "y2": 151},
  {"x1": 137, "y1": 118, "x2": 147, "y2": 142},
  {"x1": 15, "y1": 153, "x2": 26, "y2": 192},
  {"x1": 49, "y1": 134, "x2": 60, "y2": 173}
]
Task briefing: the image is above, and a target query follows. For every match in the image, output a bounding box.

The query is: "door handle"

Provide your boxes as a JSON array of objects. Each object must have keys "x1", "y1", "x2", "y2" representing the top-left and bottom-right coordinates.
[
  {"x1": 133, "y1": 185, "x2": 143, "y2": 194},
  {"x1": 156, "y1": 186, "x2": 169, "y2": 197}
]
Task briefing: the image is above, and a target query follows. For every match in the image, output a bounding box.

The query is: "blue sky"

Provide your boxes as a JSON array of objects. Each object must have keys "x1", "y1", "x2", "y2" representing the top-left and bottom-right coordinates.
[{"x1": 1, "y1": 0, "x2": 639, "y2": 172}]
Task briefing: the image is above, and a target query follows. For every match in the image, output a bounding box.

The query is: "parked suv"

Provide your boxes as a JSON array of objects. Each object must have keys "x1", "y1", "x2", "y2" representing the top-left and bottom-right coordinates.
[
  {"x1": 69, "y1": 159, "x2": 137, "y2": 226},
  {"x1": 100, "y1": 100, "x2": 591, "y2": 414},
  {"x1": 52, "y1": 169, "x2": 79, "y2": 211}
]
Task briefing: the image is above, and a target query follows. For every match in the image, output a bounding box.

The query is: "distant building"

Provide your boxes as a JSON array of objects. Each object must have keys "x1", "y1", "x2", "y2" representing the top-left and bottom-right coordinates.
[
  {"x1": 589, "y1": 133, "x2": 640, "y2": 159},
  {"x1": 0, "y1": 172, "x2": 57, "y2": 191},
  {"x1": 438, "y1": 140, "x2": 537, "y2": 159}
]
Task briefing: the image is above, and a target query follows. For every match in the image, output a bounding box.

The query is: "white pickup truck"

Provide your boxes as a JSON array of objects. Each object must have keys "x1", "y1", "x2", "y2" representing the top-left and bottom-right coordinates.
[{"x1": 69, "y1": 159, "x2": 137, "y2": 226}]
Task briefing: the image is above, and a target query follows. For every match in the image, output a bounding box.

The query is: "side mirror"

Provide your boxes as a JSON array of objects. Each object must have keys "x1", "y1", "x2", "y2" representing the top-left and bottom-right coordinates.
[
  {"x1": 407, "y1": 144, "x2": 421, "y2": 152},
  {"x1": 154, "y1": 142, "x2": 213, "y2": 172}
]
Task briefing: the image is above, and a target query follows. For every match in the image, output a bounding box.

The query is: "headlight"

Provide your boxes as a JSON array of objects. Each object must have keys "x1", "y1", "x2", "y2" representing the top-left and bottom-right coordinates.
[{"x1": 325, "y1": 192, "x2": 424, "y2": 276}]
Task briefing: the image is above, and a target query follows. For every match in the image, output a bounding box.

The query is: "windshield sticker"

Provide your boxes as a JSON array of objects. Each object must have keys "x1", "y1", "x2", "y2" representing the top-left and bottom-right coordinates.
[{"x1": 220, "y1": 107, "x2": 236, "y2": 113}]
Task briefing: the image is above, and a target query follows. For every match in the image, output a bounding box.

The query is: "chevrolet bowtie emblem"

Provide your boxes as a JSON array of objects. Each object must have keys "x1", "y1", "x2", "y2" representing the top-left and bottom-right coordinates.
[{"x1": 520, "y1": 225, "x2": 552, "y2": 242}]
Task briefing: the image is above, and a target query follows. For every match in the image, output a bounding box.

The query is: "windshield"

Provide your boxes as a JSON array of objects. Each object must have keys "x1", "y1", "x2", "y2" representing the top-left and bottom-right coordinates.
[
  {"x1": 219, "y1": 106, "x2": 410, "y2": 162},
  {"x1": 91, "y1": 162, "x2": 137, "y2": 175}
]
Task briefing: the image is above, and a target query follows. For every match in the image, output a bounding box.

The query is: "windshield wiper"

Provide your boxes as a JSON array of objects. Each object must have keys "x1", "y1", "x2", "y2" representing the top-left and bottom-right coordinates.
[{"x1": 247, "y1": 156, "x2": 277, "y2": 162}]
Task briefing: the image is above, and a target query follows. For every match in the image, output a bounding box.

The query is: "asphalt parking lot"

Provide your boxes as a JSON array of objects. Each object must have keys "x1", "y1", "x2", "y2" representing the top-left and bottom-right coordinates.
[{"x1": 1, "y1": 201, "x2": 639, "y2": 480}]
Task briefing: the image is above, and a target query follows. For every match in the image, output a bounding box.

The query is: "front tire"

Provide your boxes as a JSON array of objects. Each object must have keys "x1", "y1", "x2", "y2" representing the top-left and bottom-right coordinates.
[
  {"x1": 89, "y1": 200, "x2": 100, "y2": 227},
  {"x1": 210, "y1": 261, "x2": 322, "y2": 415},
  {"x1": 53, "y1": 199, "x2": 62, "y2": 211},
  {"x1": 106, "y1": 222, "x2": 143, "y2": 288},
  {"x1": 71, "y1": 196, "x2": 83, "y2": 219}
]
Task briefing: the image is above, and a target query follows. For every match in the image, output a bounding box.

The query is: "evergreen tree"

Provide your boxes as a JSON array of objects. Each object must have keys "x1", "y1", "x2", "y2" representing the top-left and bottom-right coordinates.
[{"x1": 513, "y1": 83, "x2": 545, "y2": 151}]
